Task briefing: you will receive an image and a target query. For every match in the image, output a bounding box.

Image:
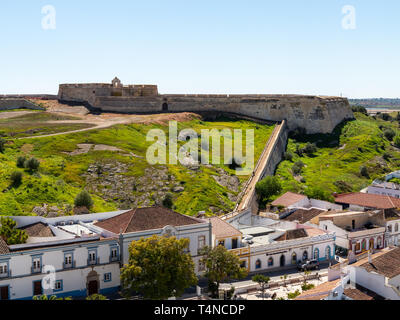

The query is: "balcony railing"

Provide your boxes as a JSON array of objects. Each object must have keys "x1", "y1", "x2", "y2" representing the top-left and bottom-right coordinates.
[
  {"x1": 63, "y1": 261, "x2": 76, "y2": 270},
  {"x1": 87, "y1": 257, "x2": 100, "y2": 266},
  {"x1": 109, "y1": 255, "x2": 120, "y2": 263},
  {"x1": 0, "y1": 270, "x2": 11, "y2": 279},
  {"x1": 31, "y1": 266, "x2": 42, "y2": 274}
]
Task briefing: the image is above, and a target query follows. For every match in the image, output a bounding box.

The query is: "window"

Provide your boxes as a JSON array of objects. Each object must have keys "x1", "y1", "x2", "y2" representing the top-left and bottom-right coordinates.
[
  {"x1": 388, "y1": 225, "x2": 393, "y2": 232},
  {"x1": 240, "y1": 260, "x2": 247, "y2": 268},
  {"x1": 232, "y1": 238, "x2": 238, "y2": 249},
  {"x1": 314, "y1": 248, "x2": 319, "y2": 260},
  {"x1": 198, "y1": 236, "x2": 206, "y2": 251},
  {"x1": 0, "y1": 264, "x2": 8, "y2": 278},
  {"x1": 378, "y1": 237, "x2": 382, "y2": 248},
  {"x1": 198, "y1": 261, "x2": 206, "y2": 272},
  {"x1": 268, "y1": 257, "x2": 273, "y2": 267},
  {"x1": 302, "y1": 251, "x2": 308, "y2": 261},
  {"x1": 355, "y1": 242, "x2": 361, "y2": 252},
  {"x1": 326, "y1": 246, "x2": 331, "y2": 259},
  {"x1": 218, "y1": 240, "x2": 225, "y2": 247},
  {"x1": 361, "y1": 240, "x2": 366, "y2": 251},
  {"x1": 352, "y1": 220, "x2": 355, "y2": 230},
  {"x1": 54, "y1": 280, "x2": 63, "y2": 292},
  {"x1": 32, "y1": 257, "x2": 41, "y2": 273},
  {"x1": 255, "y1": 259, "x2": 262, "y2": 269},
  {"x1": 88, "y1": 250, "x2": 97, "y2": 265},
  {"x1": 396, "y1": 224, "x2": 399, "y2": 232},
  {"x1": 110, "y1": 247, "x2": 118, "y2": 262},
  {"x1": 64, "y1": 253, "x2": 73, "y2": 268},
  {"x1": 104, "y1": 273, "x2": 112, "y2": 282},
  {"x1": 292, "y1": 252, "x2": 297, "y2": 265}
]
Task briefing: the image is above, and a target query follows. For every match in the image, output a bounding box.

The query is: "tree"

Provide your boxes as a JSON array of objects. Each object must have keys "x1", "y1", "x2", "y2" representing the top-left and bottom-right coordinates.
[
  {"x1": 283, "y1": 151, "x2": 293, "y2": 162},
  {"x1": 74, "y1": 190, "x2": 94, "y2": 210},
  {"x1": 162, "y1": 193, "x2": 173, "y2": 209},
  {"x1": 0, "y1": 217, "x2": 28, "y2": 245},
  {"x1": 305, "y1": 187, "x2": 335, "y2": 202},
  {"x1": 10, "y1": 171, "x2": 23, "y2": 188},
  {"x1": 16, "y1": 156, "x2": 26, "y2": 168},
  {"x1": 394, "y1": 135, "x2": 400, "y2": 148},
  {"x1": 120, "y1": 235, "x2": 198, "y2": 300},
  {"x1": 383, "y1": 128, "x2": 396, "y2": 141},
  {"x1": 199, "y1": 245, "x2": 247, "y2": 298},
  {"x1": 255, "y1": 176, "x2": 282, "y2": 203},
  {"x1": 86, "y1": 294, "x2": 107, "y2": 300},
  {"x1": 359, "y1": 165, "x2": 369, "y2": 178},
  {"x1": 24, "y1": 157, "x2": 40, "y2": 172},
  {"x1": 252, "y1": 274, "x2": 270, "y2": 300},
  {"x1": 0, "y1": 138, "x2": 6, "y2": 153},
  {"x1": 292, "y1": 160, "x2": 305, "y2": 175},
  {"x1": 303, "y1": 143, "x2": 317, "y2": 155}
]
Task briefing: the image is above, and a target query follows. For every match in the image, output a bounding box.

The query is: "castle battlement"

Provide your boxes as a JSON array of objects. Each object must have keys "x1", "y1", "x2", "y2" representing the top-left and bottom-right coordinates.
[{"x1": 58, "y1": 77, "x2": 354, "y2": 134}]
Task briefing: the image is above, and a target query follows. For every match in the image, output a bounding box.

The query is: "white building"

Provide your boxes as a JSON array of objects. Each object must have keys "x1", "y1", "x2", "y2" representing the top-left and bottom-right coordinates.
[
  {"x1": 93, "y1": 207, "x2": 212, "y2": 275},
  {"x1": 0, "y1": 212, "x2": 124, "y2": 300}
]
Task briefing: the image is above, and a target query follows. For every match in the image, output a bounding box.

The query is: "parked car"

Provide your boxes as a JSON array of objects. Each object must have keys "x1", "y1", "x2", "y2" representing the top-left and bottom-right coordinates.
[{"x1": 297, "y1": 259, "x2": 319, "y2": 271}]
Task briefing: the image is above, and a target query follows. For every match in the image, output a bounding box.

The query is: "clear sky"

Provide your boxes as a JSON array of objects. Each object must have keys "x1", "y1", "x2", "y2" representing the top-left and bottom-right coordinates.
[{"x1": 0, "y1": 0, "x2": 399, "y2": 98}]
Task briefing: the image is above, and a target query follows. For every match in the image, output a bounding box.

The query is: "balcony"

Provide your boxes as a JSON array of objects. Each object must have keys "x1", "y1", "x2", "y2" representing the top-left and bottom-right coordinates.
[
  {"x1": 109, "y1": 255, "x2": 120, "y2": 263},
  {"x1": 0, "y1": 269, "x2": 11, "y2": 279},
  {"x1": 63, "y1": 260, "x2": 76, "y2": 270},
  {"x1": 87, "y1": 257, "x2": 100, "y2": 266},
  {"x1": 31, "y1": 266, "x2": 42, "y2": 274}
]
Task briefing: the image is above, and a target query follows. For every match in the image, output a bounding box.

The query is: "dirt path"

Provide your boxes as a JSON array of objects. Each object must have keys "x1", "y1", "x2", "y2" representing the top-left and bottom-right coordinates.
[{"x1": 0, "y1": 111, "x2": 36, "y2": 119}]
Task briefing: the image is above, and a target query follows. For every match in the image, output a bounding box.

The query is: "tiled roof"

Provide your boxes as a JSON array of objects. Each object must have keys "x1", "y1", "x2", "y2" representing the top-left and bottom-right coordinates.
[
  {"x1": 271, "y1": 192, "x2": 307, "y2": 207},
  {"x1": 209, "y1": 217, "x2": 242, "y2": 239},
  {"x1": 0, "y1": 238, "x2": 9, "y2": 254},
  {"x1": 357, "y1": 247, "x2": 400, "y2": 279},
  {"x1": 295, "y1": 279, "x2": 341, "y2": 300},
  {"x1": 343, "y1": 288, "x2": 377, "y2": 300},
  {"x1": 283, "y1": 208, "x2": 325, "y2": 223},
  {"x1": 20, "y1": 222, "x2": 54, "y2": 237},
  {"x1": 94, "y1": 207, "x2": 205, "y2": 234},
  {"x1": 334, "y1": 192, "x2": 400, "y2": 209},
  {"x1": 275, "y1": 228, "x2": 308, "y2": 241}
]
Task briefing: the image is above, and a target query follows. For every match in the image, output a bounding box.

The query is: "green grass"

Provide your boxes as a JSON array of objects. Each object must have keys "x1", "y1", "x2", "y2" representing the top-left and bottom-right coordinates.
[
  {"x1": 274, "y1": 112, "x2": 400, "y2": 200},
  {"x1": 0, "y1": 117, "x2": 274, "y2": 216}
]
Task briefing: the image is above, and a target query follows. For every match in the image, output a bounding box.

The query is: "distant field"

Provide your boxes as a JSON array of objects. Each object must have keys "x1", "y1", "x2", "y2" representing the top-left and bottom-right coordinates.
[{"x1": 0, "y1": 112, "x2": 94, "y2": 138}]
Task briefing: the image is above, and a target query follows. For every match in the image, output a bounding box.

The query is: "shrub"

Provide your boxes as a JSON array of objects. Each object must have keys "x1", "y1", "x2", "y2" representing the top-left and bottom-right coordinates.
[
  {"x1": 383, "y1": 128, "x2": 396, "y2": 141},
  {"x1": 74, "y1": 190, "x2": 94, "y2": 210},
  {"x1": 359, "y1": 165, "x2": 369, "y2": 178},
  {"x1": 383, "y1": 152, "x2": 392, "y2": 161},
  {"x1": 283, "y1": 151, "x2": 293, "y2": 162},
  {"x1": 301, "y1": 283, "x2": 315, "y2": 291},
  {"x1": 162, "y1": 193, "x2": 174, "y2": 209},
  {"x1": 86, "y1": 294, "x2": 107, "y2": 300},
  {"x1": 10, "y1": 171, "x2": 23, "y2": 187},
  {"x1": 287, "y1": 289, "x2": 301, "y2": 299},
  {"x1": 333, "y1": 180, "x2": 352, "y2": 193},
  {"x1": 394, "y1": 135, "x2": 400, "y2": 148},
  {"x1": 351, "y1": 105, "x2": 367, "y2": 115},
  {"x1": 303, "y1": 143, "x2": 317, "y2": 155},
  {"x1": 292, "y1": 161, "x2": 305, "y2": 175},
  {"x1": 255, "y1": 176, "x2": 282, "y2": 203},
  {"x1": 0, "y1": 138, "x2": 6, "y2": 153},
  {"x1": 16, "y1": 156, "x2": 26, "y2": 168},
  {"x1": 24, "y1": 157, "x2": 40, "y2": 172},
  {"x1": 305, "y1": 187, "x2": 335, "y2": 202}
]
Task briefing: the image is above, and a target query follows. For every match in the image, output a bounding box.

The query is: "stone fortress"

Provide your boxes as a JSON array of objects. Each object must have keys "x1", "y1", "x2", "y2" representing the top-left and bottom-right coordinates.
[{"x1": 58, "y1": 77, "x2": 354, "y2": 134}]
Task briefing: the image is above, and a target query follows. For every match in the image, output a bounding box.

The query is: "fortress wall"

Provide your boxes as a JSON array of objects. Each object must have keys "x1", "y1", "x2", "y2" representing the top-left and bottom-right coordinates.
[
  {"x1": 58, "y1": 84, "x2": 111, "y2": 105},
  {"x1": 0, "y1": 99, "x2": 45, "y2": 111}
]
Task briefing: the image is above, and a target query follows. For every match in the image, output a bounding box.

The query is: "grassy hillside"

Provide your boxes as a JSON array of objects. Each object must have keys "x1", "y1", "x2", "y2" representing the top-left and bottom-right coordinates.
[
  {"x1": 0, "y1": 116, "x2": 274, "y2": 216},
  {"x1": 274, "y1": 112, "x2": 400, "y2": 201}
]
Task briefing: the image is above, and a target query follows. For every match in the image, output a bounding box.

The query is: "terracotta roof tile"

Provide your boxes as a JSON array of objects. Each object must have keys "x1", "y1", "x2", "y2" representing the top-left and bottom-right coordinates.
[
  {"x1": 283, "y1": 208, "x2": 325, "y2": 223},
  {"x1": 20, "y1": 222, "x2": 54, "y2": 237},
  {"x1": 357, "y1": 247, "x2": 400, "y2": 279},
  {"x1": 209, "y1": 217, "x2": 242, "y2": 239},
  {"x1": 275, "y1": 228, "x2": 308, "y2": 241},
  {"x1": 295, "y1": 279, "x2": 341, "y2": 300},
  {"x1": 343, "y1": 288, "x2": 375, "y2": 300},
  {"x1": 0, "y1": 238, "x2": 9, "y2": 254},
  {"x1": 334, "y1": 192, "x2": 400, "y2": 209},
  {"x1": 94, "y1": 207, "x2": 205, "y2": 234},
  {"x1": 271, "y1": 192, "x2": 307, "y2": 207}
]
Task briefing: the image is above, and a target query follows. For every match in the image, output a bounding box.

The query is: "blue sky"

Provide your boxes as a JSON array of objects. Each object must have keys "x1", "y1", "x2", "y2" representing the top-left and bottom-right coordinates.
[{"x1": 0, "y1": 0, "x2": 399, "y2": 98}]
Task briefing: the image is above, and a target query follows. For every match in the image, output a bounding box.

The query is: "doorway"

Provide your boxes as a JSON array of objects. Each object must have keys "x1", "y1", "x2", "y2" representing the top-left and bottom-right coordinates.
[
  {"x1": 88, "y1": 280, "x2": 99, "y2": 296},
  {"x1": 162, "y1": 103, "x2": 169, "y2": 111},
  {"x1": 0, "y1": 286, "x2": 9, "y2": 300},
  {"x1": 33, "y1": 281, "x2": 42, "y2": 296},
  {"x1": 280, "y1": 255, "x2": 285, "y2": 267}
]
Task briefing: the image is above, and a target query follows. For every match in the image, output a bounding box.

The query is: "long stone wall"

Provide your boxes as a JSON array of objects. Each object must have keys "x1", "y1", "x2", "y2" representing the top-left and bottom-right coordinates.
[{"x1": 0, "y1": 99, "x2": 45, "y2": 111}]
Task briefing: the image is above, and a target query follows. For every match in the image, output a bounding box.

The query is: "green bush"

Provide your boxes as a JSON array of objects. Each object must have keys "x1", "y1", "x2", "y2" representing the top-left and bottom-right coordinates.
[
  {"x1": 74, "y1": 190, "x2": 94, "y2": 210},
  {"x1": 162, "y1": 193, "x2": 174, "y2": 209},
  {"x1": 0, "y1": 138, "x2": 6, "y2": 153},
  {"x1": 287, "y1": 289, "x2": 301, "y2": 299},
  {"x1": 301, "y1": 283, "x2": 315, "y2": 291},
  {"x1": 359, "y1": 165, "x2": 369, "y2": 178},
  {"x1": 10, "y1": 171, "x2": 23, "y2": 187},
  {"x1": 292, "y1": 161, "x2": 305, "y2": 175},
  {"x1": 303, "y1": 143, "x2": 317, "y2": 155},
  {"x1": 383, "y1": 128, "x2": 396, "y2": 141},
  {"x1": 283, "y1": 151, "x2": 294, "y2": 162},
  {"x1": 24, "y1": 157, "x2": 40, "y2": 172},
  {"x1": 255, "y1": 176, "x2": 282, "y2": 203},
  {"x1": 394, "y1": 135, "x2": 400, "y2": 148},
  {"x1": 16, "y1": 156, "x2": 26, "y2": 168}
]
